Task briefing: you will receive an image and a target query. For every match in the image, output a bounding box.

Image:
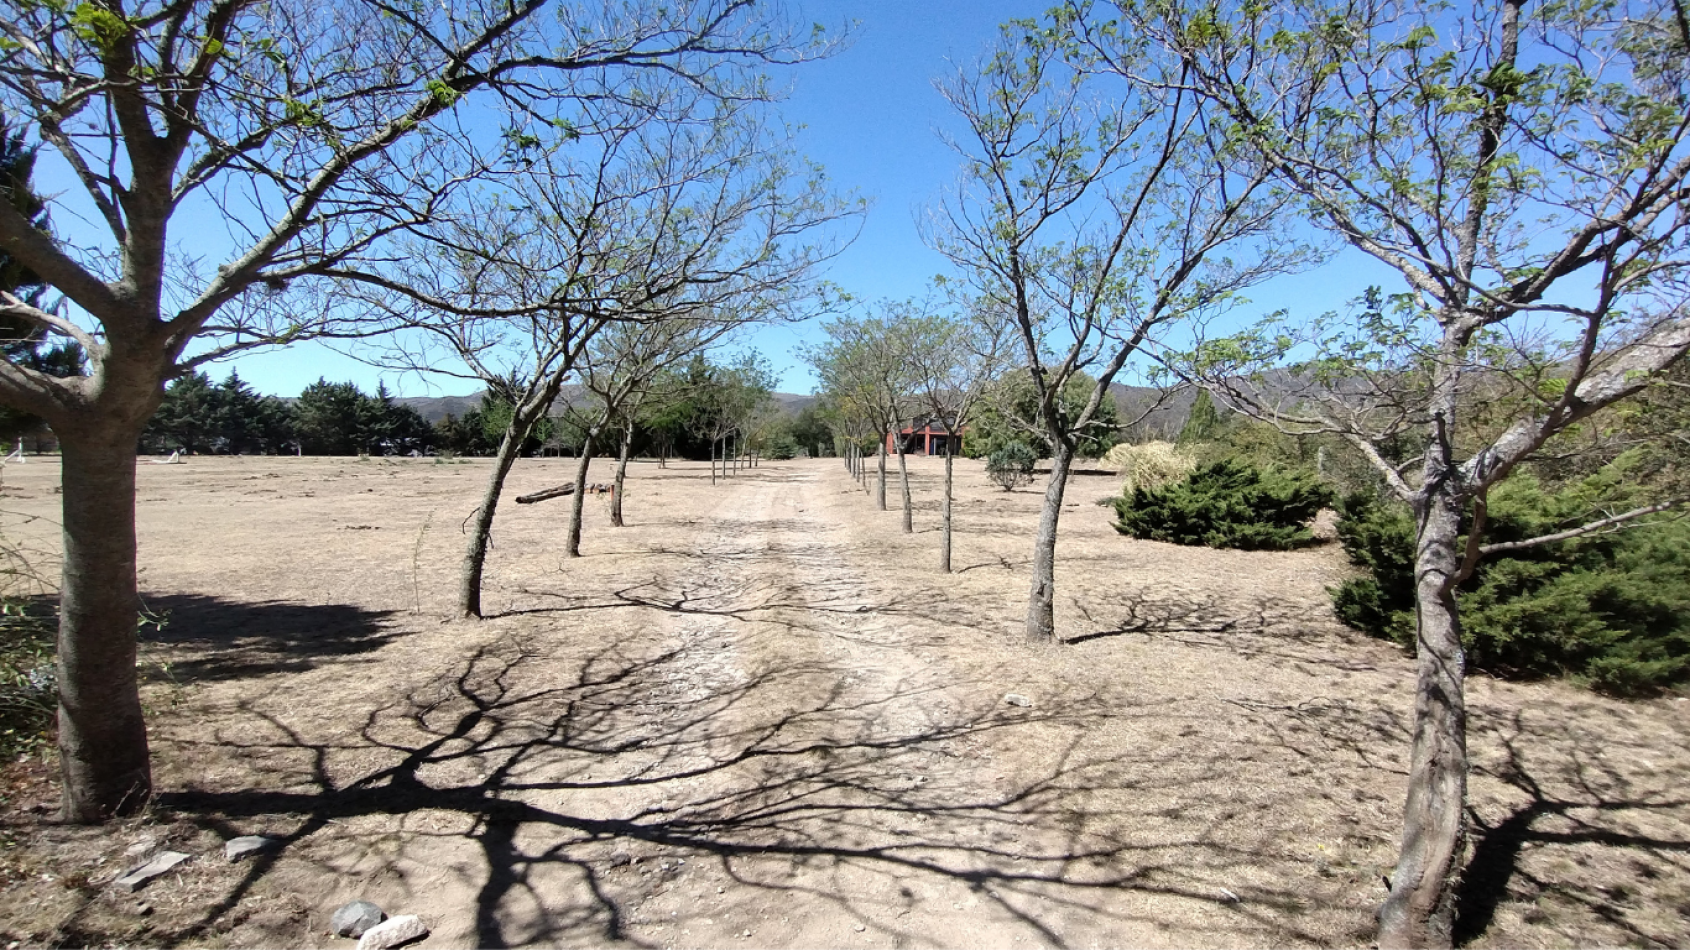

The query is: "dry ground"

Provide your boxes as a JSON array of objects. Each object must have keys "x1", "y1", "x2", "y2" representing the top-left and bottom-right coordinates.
[{"x1": 0, "y1": 454, "x2": 1686, "y2": 949}]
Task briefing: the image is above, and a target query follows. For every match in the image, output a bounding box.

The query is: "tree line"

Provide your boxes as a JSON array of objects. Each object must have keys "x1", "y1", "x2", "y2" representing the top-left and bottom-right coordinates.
[{"x1": 138, "y1": 357, "x2": 816, "y2": 462}]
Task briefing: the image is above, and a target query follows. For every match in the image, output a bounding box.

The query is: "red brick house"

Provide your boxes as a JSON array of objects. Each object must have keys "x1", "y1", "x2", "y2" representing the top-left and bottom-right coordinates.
[{"x1": 885, "y1": 415, "x2": 963, "y2": 456}]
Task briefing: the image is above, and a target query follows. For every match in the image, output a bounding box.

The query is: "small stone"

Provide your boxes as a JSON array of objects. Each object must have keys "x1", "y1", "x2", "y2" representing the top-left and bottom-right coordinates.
[
  {"x1": 332, "y1": 900, "x2": 386, "y2": 938},
  {"x1": 607, "y1": 851, "x2": 633, "y2": 868},
  {"x1": 113, "y1": 851, "x2": 190, "y2": 892},
  {"x1": 356, "y1": 915, "x2": 429, "y2": 950},
  {"x1": 853, "y1": 923, "x2": 866, "y2": 932},
  {"x1": 225, "y1": 835, "x2": 279, "y2": 862},
  {"x1": 1003, "y1": 693, "x2": 1032, "y2": 707}
]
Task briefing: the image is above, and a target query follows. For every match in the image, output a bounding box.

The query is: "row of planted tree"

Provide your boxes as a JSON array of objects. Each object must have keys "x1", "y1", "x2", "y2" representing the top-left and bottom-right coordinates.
[
  {"x1": 798, "y1": 2, "x2": 1690, "y2": 946},
  {"x1": 0, "y1": 0, "x2": 858, "y2": 832},
  {"x1": 0, "y1": 0, "x2": 1687, "y2": 947}
]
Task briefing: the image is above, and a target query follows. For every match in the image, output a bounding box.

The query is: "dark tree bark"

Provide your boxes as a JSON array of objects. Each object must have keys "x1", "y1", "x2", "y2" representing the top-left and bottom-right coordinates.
[
  {"x1": 56, "y1": 422, "x2": 151, "y2": 821},
  {"x1": 1024, "y1": 439, "x2": 1076, "y2": 643},
  {"x1": 611, "y1": 420, "x2": 633, "y2": 527},
  {"x1": 566, "y1": 428, "x2": 598, "y2": 557},
  {"x1": 1378, "y1": 487, "x2": 1470, "y2": 948},
  {"x1": 459, "y1": 420, "x2": 530, "y2": 619}
]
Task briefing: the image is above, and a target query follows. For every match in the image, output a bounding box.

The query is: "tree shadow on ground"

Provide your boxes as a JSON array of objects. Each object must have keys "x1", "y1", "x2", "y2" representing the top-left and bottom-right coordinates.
[
  {"x1": 139, "y1": 593, "x2": 400, "y2": 683},
  {"x1": 1453, "y1": 709, "x2": 1690, "y2": 947},
  {"x1": 153, "y1": 635, "x2": 1336, "y2": 949},
  {"x1": 1063, "y1": 588, "x2": 1381, "y2": 672}
]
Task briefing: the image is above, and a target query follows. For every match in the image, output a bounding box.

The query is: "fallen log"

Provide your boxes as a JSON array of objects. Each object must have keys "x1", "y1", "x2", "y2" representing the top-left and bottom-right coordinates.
[{"x1": 515, "y1": 482, "x2": 614, "y2": 504}]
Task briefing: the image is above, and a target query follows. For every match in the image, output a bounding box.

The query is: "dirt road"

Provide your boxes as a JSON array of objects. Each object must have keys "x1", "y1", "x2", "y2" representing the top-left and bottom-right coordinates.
[{"x1": 1, "y1": 456, "x2": 1686, "y2": 948}]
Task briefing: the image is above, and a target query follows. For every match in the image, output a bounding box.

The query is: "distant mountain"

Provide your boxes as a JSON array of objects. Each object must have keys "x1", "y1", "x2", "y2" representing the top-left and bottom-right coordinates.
[
  {"x1": 1110, "y1": 367, "x2": 1366, "y2": 440},
  {"x1": 773, "y1": 392, "x2": 817, "y2": 414},
  {"x1": 398, "y1": 393, "x2": 484, "y2": 423},
  {"x1": 1110, "y1": 382, "x2": 1199, "y2": 440}
]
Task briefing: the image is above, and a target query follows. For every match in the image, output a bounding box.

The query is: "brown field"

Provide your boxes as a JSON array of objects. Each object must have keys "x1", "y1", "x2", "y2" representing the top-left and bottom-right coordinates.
[{"x1": 0, "y1": 454, "x2": 1686, "y2": 948}]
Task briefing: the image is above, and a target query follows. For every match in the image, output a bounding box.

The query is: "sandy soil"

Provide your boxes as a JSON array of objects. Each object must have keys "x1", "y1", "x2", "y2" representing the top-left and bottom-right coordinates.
[{"x1": 0, "y1": 454, "x2": 1686, "y2": 949}]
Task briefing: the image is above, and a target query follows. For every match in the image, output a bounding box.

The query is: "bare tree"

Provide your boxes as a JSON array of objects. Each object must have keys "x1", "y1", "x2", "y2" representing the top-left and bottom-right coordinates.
[
  {"x1": 0, "y1": 0, "x2": 841, "y2": 820},
  {"x1": 804, "y1": 309, "x2": 922, "y2": 529},
  {"x1": 685, "y1": 351, "x2": 776, "y2": 484},
  {"x1": 927, "y1": 12, "x2": 1310, "y2": 643},
  {"x1": 357, "y1": 93, "x2": 850, "y2": 615},
  {"x1": 818, "y1": 392, "x2": 877, "y2": 490},
  {"x1": 1117, "y1": 0, "x2": 1690, "y2": 943},
  {"x1": 907, "y1": 301, "x2": 1012, "y2": 572},
  {"x1": 563, "y1": 315, "x2": 737, "y2": 554}
]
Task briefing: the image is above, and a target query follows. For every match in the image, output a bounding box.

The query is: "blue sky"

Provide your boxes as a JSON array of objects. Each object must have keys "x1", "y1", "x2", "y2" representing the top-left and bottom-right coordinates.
[
  {"x1": 40, "y1": 1, "x2": 1400, "y2": 397},
  {"x1": 234, "y1": 0, "x2": 1046, "y2": 397}
]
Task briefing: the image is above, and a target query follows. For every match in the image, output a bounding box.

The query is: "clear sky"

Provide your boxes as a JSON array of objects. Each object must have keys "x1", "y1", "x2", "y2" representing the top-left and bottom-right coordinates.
[
  {"x1": 43, "y1": 1, "x2": 1402, "y2": 398},
  {"x1": 231, "y1": 0, "x2": 1049, "y2": 398}
]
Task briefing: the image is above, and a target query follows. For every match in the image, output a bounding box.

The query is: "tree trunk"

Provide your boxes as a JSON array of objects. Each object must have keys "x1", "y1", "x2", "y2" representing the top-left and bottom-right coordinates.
[
  {"x1": 1378, "y1": 490, "x2": 1470, "y2": 949},
  {"x1": 877, "y1": 439, "x2": 888, "y2": 510},
  {"x1": 895, "y1": 440, "x2": 912, "y2": 533},
  {"x1": 56, "y1": 424, "x2": 151, "y2": 821},
  {"x1": 941, "y1": 449, "x2": 954, "y2": 573},
  {"x1": 611, "y1": 421, "x2": 633, "y2": 528},
  {"x1": 710, "y1": 438, "x2": 718, "y2": 485},
  {"x1": 565, "y1": 430, "x2": 597, "y2": 557},
  {"x1": 1024, "y1": 441, "x2": 1076, "y2": 643},
  {"x1": 459, "y1": 420, "x2": 528, "y2": 619}
]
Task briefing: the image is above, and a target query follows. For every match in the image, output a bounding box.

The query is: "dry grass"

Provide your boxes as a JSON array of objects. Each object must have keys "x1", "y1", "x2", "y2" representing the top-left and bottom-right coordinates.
[
  {"x1": 1106, "y1": 441, "x2": 1197, "y2": 498},
  {"x1": 0, "y1": 454, "x2": 1684, "y2": 949}
]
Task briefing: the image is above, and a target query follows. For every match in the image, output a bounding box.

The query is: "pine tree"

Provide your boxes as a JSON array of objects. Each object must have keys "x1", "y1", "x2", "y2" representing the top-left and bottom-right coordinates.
[
  {"x1": 294, "y1": 379, "x2": 367, "y2": 455},
  {"x1": 139, "y1": 373, "x2": 218, "y2": 454},
  {"x1": 1177, "y1": 390, "x2": 1223, "y2": 445},
  {"x1": 0, "y1": 118, "x2": 81, "y2": 448}
]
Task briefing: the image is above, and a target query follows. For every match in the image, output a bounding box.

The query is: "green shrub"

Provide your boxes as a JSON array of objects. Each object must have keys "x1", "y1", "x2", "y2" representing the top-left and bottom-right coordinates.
[
  {"x1": 986, "y1": 441, "x2": 1037, "y2": 491},
  {"x1": 1113, "y1": 459, "x2": 1334, "y2": 551},
  {"x1": 1331, "y1": 466, "x2": 1690, "y2": 695},
  {"x1": 763, "y1": 434, "x2": 799, "y2": 460}
]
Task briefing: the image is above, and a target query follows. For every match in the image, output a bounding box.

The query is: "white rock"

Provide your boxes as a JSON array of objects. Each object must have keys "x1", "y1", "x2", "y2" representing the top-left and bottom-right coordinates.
[
  {"x1": 1003, "y1": 693, "x2": 1033, "y2": 707},
  {"x1": 331, "y1": 899, "x2": 385, "y2": 937},
  {"x1": 224, "y1": 835, "x2": 278, "y2": 862},
  {"x1": 113, "y1": 851, "x2": 190, "y2": 892},
  {"x1": 356, "y1": 914, "x2": 429, "y2": 950}
]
